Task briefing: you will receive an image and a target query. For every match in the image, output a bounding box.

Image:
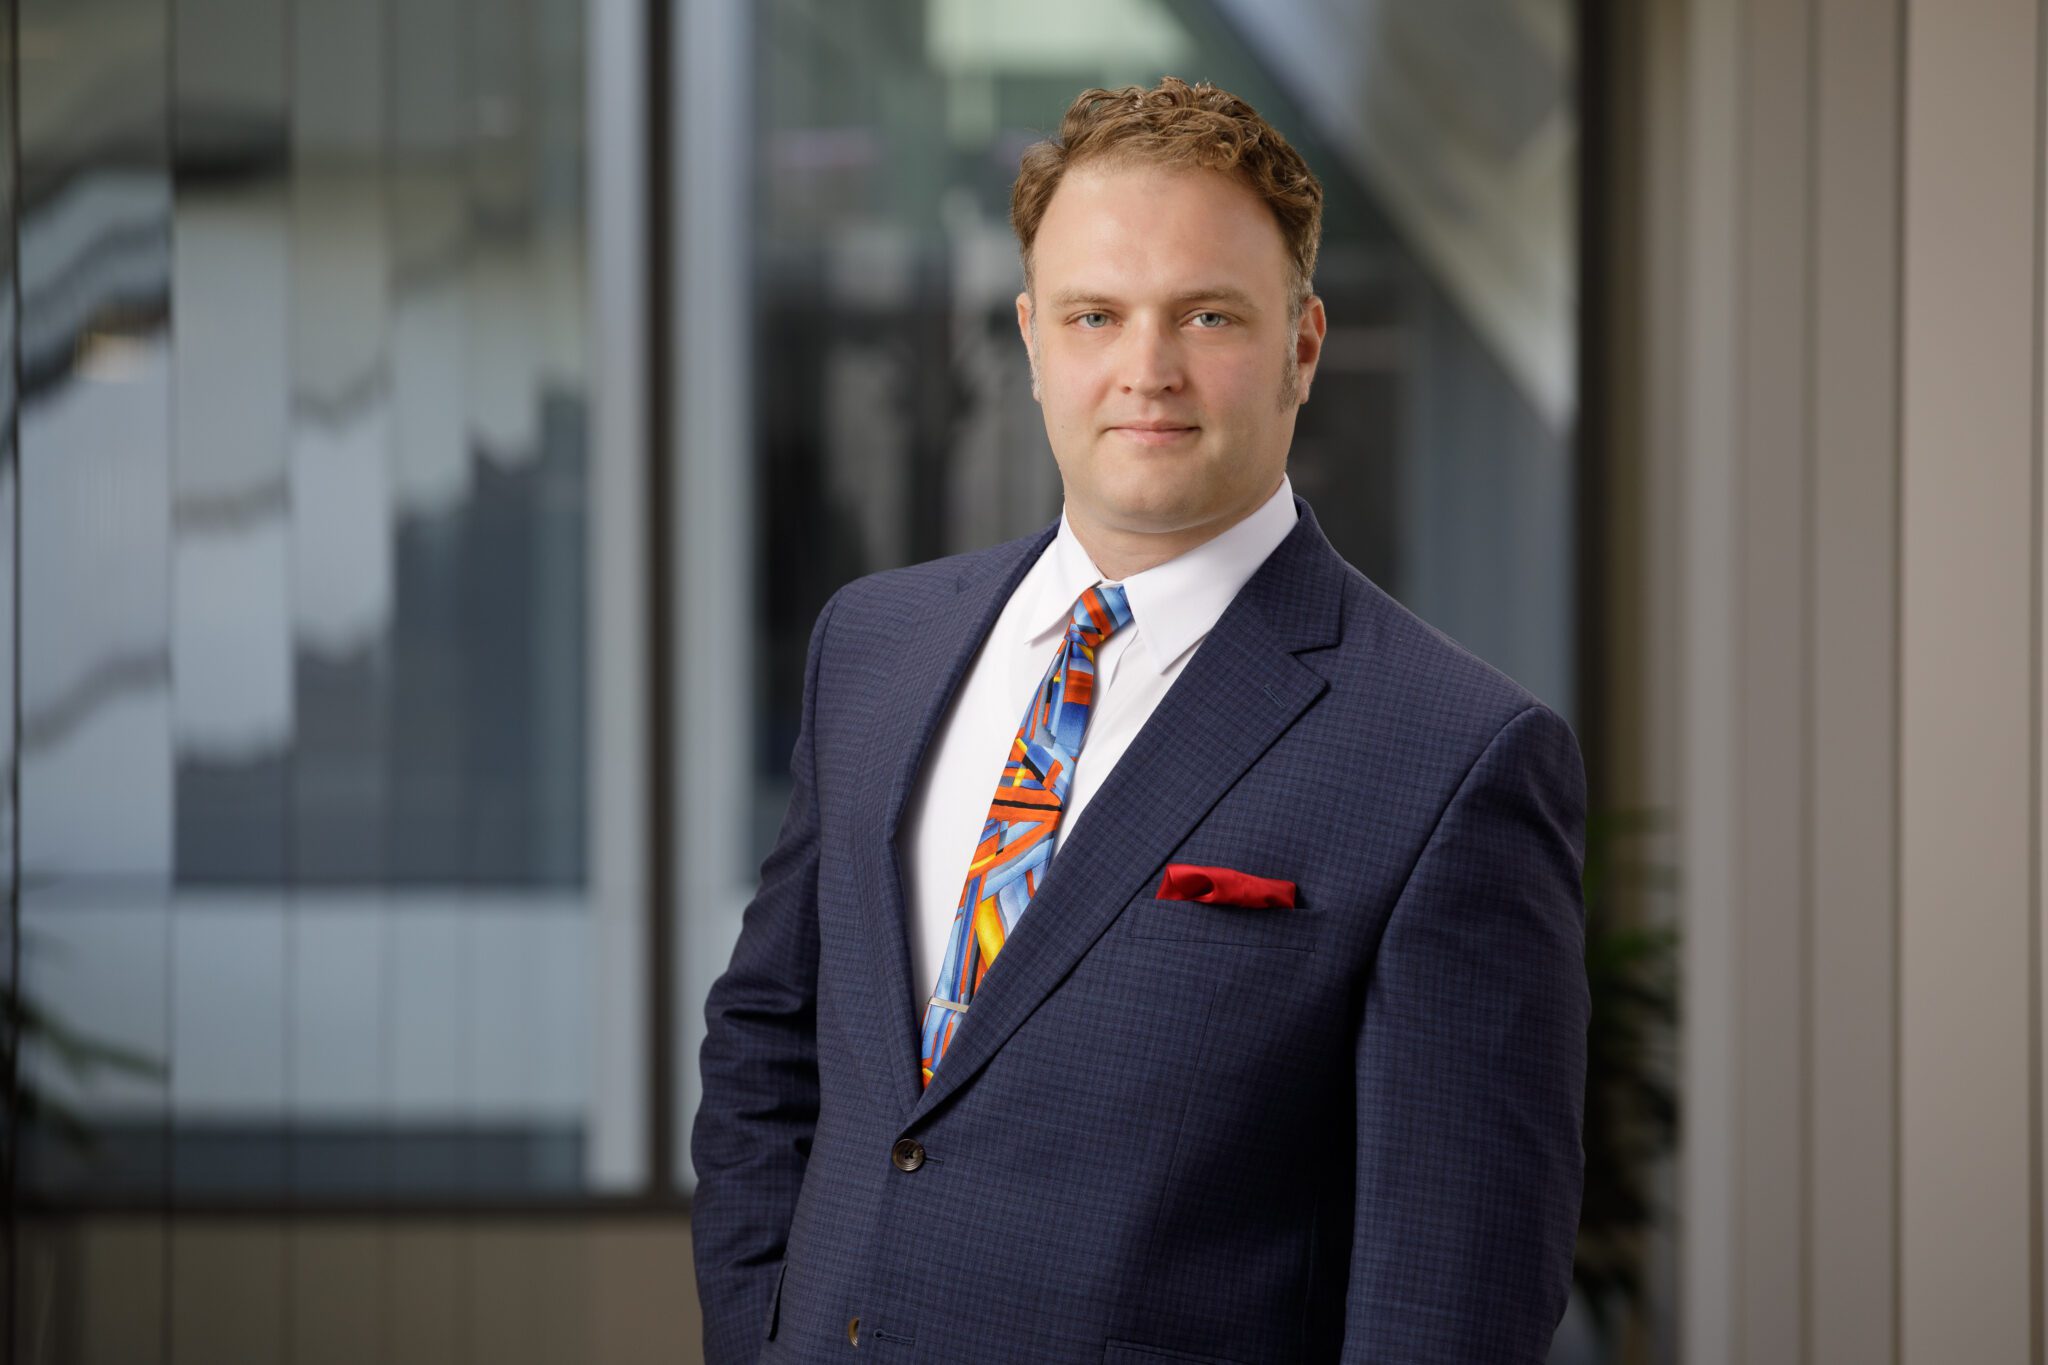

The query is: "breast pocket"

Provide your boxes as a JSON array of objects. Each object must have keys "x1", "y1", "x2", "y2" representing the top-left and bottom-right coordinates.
[{"x1": 1123, "y1": 896, "x2": 1319, "y2": 953}]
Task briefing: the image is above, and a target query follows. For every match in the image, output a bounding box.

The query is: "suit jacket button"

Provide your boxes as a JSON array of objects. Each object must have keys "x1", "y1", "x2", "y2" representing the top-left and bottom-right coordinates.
[
  {"x1": 890, "y1": 1138, "x2": 925, "y2": 1171},
  {"x1": 847, "y1": 1314, "x2": 861, "y2": 1345}
]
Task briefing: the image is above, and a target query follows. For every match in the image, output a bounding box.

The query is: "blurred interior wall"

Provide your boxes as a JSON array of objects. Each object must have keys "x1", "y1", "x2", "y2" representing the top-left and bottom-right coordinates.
[
  {"x1": 4, "y1": 0, "x2": 664, "y2": 1355},
  {"x1": 1604, "y1": 0, "x2": 2045, "y2": 1360},
  {"x1": 16, "y1": 1215, "x2": 697, "y2": 1364}
]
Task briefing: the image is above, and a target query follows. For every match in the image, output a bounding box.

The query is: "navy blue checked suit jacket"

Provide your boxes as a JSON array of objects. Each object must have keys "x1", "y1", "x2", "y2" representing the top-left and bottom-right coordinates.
[{"x1": 692, "y1": 494, "x2": 1590, "y2": 1363}]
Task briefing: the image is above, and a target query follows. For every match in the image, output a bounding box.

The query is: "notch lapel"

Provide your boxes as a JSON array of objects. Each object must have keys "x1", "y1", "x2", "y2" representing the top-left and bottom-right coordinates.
[
  {"x1": 845, "y1": 522, "x2": 1060, "y2": 1124},
  {"x1": 904, "y1": 499, "x2": 1348, "y2": 1129}
]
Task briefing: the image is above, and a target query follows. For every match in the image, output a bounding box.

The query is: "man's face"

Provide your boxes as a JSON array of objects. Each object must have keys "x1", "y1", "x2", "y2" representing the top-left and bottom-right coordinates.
[{"x1": 1016, "y1": 160, "x2": 1326, "y2": 545}]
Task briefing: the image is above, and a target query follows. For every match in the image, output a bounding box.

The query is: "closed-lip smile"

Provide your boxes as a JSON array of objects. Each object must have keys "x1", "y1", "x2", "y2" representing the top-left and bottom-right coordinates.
[{"x1": 1108, "y1": 419, "x2": 1199, "y2": 445}]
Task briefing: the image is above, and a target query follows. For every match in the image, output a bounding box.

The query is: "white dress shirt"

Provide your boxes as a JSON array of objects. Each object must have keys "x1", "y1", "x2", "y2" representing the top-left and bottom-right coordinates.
[{"x1": 897, "y1": 473, "x2": 1301, "y2": 1009}]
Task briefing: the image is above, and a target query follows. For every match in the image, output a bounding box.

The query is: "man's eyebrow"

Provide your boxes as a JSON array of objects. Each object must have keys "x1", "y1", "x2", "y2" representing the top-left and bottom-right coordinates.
[
  {"x1": 1045, "y1": 286, "x2": 1262, "y2": 312},
  {"x1": 1172, "y1": 286, "x2": 1261, "y2": 310}
]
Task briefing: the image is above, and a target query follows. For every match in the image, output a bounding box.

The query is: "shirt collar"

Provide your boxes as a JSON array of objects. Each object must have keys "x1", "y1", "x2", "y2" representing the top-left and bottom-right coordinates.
[{"x1": 1023, "y1": 473, "x2": 1300, "y2": 674}]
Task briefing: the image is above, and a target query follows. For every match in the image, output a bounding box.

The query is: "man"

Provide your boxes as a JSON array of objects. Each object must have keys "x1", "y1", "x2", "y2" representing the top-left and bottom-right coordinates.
[{"x1": 692, "y1": 77, "x2": 1589, "y2": 1363}]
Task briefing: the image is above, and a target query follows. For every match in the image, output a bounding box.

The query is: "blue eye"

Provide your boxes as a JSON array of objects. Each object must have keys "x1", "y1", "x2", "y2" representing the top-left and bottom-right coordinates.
[
  {"x1": 1191, "y1": 311, "x2": 1229, "y2": 328},
  {"x1": 1075, "y1": 312, "x2": 1109, "y2": 329}
]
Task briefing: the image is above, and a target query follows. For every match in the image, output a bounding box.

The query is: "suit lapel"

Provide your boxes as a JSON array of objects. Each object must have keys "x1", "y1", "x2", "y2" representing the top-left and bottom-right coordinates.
[
  {"x1": 846, "y1": 521, "x2": 1061, "y2": 1123},
  {"x1": 904, "y1": 500, "x2": 1346, "y2": 1127}
]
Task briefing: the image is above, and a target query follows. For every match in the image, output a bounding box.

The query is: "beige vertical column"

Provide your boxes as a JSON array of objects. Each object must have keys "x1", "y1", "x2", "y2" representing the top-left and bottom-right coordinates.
[
  {"x1": 1675, "y1": 0, "x2": 1819, "y2": 1355},
  {"x1": 1658, "y1": 0, "x2": 1911, "y2": 1359},
  {"x1": 1810, "y1": 1, "x2": 1905, "y2": 1362},
  {"x1": 1898, "y1": 0, "x2": 2041, "y2": 1362},
  {"x1": 1736, "y1": 0, "x2": 1815, "y2": 1357},
  {"x1": 1675, "y1": 0, "x2": 1745, "y2": 1355}
]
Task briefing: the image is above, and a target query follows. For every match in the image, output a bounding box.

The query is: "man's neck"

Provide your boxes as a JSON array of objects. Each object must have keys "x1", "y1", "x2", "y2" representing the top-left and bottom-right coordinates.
[{"x1": 1066, "y1": 478, "x2": 1284, "y2": 582}]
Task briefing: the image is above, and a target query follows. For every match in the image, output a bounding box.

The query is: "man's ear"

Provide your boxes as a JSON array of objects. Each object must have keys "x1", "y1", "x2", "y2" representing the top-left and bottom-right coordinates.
[
  {"x1": 1015, "y1": 290, "x2": 1041, "y2": 402},
  {"x1": 1293, "y1": 294, "x2": 1328, "y2": 406}
]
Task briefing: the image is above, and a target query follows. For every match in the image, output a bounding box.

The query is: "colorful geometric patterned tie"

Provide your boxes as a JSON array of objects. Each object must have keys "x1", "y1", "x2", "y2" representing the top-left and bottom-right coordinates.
[{"x1": 919, "y1": 582, "x2": 1134, "y2": 1088}]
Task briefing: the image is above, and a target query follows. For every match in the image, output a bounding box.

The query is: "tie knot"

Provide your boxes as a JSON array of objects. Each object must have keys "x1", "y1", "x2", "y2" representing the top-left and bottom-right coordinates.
[{"x1": 1068, "y1": 582, "x2": 1133, "y2": 649}]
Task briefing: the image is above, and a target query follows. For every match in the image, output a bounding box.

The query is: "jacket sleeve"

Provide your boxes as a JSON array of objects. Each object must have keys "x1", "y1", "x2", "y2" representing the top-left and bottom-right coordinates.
[
  {"x1": 690, "y1": 587, "x2": 841, "y2": 1363},
  {"x1": 1343, "y1": 702, "x2": 1591, "y2": 1363}
]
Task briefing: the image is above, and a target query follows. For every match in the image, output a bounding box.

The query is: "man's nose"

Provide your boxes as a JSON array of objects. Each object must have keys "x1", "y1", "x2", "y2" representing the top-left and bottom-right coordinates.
[{"x1": 1117, "y1": 317, "x2": 1185, "y2": 394}]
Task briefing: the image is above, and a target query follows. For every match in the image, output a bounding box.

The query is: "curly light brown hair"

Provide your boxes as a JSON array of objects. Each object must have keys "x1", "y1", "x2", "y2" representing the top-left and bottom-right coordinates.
[{"x1": 1011, "y1": 76, "x2": 1324, "y2": 316}]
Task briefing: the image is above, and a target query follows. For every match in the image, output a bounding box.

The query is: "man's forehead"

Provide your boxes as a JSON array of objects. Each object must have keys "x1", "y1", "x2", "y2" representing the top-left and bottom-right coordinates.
[
  {"x1": 1030, "y1": 161, "x2": 1290, "y2": 287},
  {"x1": 1039, "y1": 160, "x2": 1263, "y2": 227}
]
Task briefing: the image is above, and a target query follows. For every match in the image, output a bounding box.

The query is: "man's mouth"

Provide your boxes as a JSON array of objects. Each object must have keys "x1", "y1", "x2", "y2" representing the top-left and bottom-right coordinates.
[{"x1": 1107, "y1": 422, "x2": 1199, "y2": 446}]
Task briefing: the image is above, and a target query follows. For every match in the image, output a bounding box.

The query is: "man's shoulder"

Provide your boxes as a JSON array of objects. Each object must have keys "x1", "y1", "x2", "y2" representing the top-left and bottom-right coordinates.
[{"x1": 1321, "y1": 552, "x2": 1566, "y2": 746}]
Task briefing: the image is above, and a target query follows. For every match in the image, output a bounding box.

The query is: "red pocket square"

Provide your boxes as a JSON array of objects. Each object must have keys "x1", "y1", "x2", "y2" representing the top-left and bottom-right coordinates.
[{"x1": 1154, "y1": 862, "x2": 1299, "y2": 909}]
